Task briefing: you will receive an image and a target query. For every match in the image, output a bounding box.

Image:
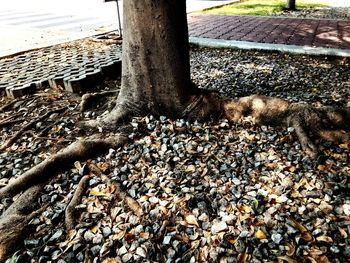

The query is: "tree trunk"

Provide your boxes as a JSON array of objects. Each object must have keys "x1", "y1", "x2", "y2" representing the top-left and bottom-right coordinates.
[
  {"x1": 110, "y1": 0, "x2": 195, "y2": 121},
  {"x1": 285, "y1": 0, "x2": 296, "y2": 10}
]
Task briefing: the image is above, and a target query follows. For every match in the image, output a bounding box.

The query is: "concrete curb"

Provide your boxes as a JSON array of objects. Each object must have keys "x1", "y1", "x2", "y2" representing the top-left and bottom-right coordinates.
[{"x1": 189, "y1": 37, "x2": 350, "y2": 57}]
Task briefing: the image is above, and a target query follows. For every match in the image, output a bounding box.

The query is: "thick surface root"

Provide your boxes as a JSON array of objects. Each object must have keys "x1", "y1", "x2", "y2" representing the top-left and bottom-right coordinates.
[
  {"x1": 0, "y1": 134, "x2": 128, "y2": 260},
  {"x1": 65, "y1": 175, "x2": 90, "y2": 231},
  {"x1": 223, "y1": 94, "x2": 350, "y2": 158},
  {"x1": 81, "y1": 91, "x2": 349, "y2": 159},
  {"x1": 0, "y1": 134, "x2": 128, "y2": 199},
  {"x1": 0, "y1": 185, "x2": 45, "y2": 261}
]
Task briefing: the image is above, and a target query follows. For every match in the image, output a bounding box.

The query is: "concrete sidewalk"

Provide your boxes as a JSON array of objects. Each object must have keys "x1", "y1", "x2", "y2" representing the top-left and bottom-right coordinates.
[
  {"x1": 0, "y1": 0, "x2": 237, "y2": 58},
  {"x1": 188, "y1": 14, "x2": 350, "y2": 56},
  {"x1": 1, "y1": 1, "x2": 350, "y2": 58}
]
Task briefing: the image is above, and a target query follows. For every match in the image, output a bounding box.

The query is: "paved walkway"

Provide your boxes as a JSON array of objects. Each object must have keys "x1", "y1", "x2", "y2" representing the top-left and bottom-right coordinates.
[{"x1": 188, "y1": 14, "x2": 350, "y2": 50}]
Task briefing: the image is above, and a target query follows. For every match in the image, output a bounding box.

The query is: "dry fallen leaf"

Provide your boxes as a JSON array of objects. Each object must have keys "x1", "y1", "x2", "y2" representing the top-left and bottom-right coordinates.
[
  {"x1": 318, "y1": 255, "x2": 331, "y2": 263},
  {"x1": 289, "y1": 217, "x2": 308, "y2": 232},
  {"x1": 113, "y1": 229, "x2": 126, "y2": 240},
  {"x1": 255, "y1": 229, "x2": 267, "y2": 240},
  {"x1": 339, "y1": 143, "x2": 349, "y2": 149},
  {"x1": 308, "y1": 247, "x2": 325, "y2": 257},
  {"x1": 285, "y1": 242, "x2": 296, "y2": 256},
  {"x1": 90, "y1": 188, "x2": 107, "y2": 197},
  {"x1": 277, "y1": 256, "x2": 298, "y2": 263},
  {"x1": 125, "y1": 196, "x2": 143, "y2": 216},
  {"x1": 338, "y1": 227, "x2": 348, "y2": 238},
  {"x1": 288, "y1": 165, "x2": 297, "y2": 173},
  {"x1": 91, "y1": 225, "x2": 99, "y2": 234},
  {"x1": 237, "y1": 252, "x2": 249, "y2": 263},
  {"x1": 307, "y1": 257, "x2": 318, "y2": 263},
  {"x1": 301, "y1": 231, "x2": 314, "y2": 242},
  {"x1": 102, "y1": 258, "x2": 120, "y2": 263},
  {"x1": 239, "y1": 204, "x2": 253, "y2": 214},
  {"x1": 224, "y1": 233, "x2": 237, "y2": 245},
  {"x1": 289, "y1": 217, "x2": 314, "y2": 241},
  {"x1": 185, "y1": 214, "x2": 200, "y2": 227},
  {"x1": 316, "y1": 236, "x2": 333, "y2": 243}
]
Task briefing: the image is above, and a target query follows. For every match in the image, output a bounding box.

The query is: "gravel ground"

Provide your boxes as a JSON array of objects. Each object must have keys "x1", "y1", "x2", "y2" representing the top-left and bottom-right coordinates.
[
  {"x1": 276, "y1": 6, "x2": 350, "y2": 20},
  {"x1": 0, "y1": 47, "x2": 350, "y2": 263}
]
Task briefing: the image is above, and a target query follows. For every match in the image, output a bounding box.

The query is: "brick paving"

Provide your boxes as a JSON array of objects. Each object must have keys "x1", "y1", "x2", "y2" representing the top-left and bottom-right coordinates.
[{"x1": 188, "y1": 14, "x2": 350, "y2": 49}]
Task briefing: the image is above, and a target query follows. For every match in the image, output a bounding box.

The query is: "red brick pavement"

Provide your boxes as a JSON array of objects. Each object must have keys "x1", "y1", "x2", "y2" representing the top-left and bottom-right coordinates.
[{"x1": 188, "y1": 14, "x2": 350, "y2": 49}]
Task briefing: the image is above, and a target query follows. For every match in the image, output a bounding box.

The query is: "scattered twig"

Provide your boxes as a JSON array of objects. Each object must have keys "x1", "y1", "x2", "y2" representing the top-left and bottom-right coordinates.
[
  {"x1": 65, "y1": 175, "x2": 90, "y2": 230},
  {"x1": 37, "y1": 120, "x2": 60, "y2": 137},
  {"x1": 0, "y1": 106, "x2": 68, "y2": 151},
  {"x1": 0, "y1": 116, "x2": 24, "y2": 128},
  {"x1": 0, "y1": 98, "x2": 22, "y2": 112}
]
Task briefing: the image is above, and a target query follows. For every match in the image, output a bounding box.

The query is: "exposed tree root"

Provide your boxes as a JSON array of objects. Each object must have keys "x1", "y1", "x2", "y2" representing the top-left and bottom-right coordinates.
[
  {"x1": 0, "y1": 133, "x2": 128, "y2": 260},
  {"x1": 80, "y1": 105, "x2": 134, "y2": 131},
  {"x1": 82, "y1": 91, "x2": 350, "y2": 159},
  {"x1": 37, "y1": 120, "x2": 61, "y2": 137},
  {"x1": 65, "y1": 175, "x2": 90, "y2": 230},
  {"x1": 0, "y1": 184, "x2": 46, "y2": 262},
  {"x1": 80, "y1": 90, "x2": 120, "y2": 112},
  {"x1": 0, "y1": 90, "x2": 349, "y2": 261},
  {"x1": 223, "y1": 94, "x2": 350, "y2": 158},
  {"x1": 184, "y1": 90, "x2": 223, "y2": 121},
  {"x1": 0, "y1": 118, "x2": 24, "y2": 128},
  {"x1": 0, "y1": 134, "x2": 128, "y2": 199},
  {"x1": 0, "y1": 106, "x2": 69, "y2": 151}
]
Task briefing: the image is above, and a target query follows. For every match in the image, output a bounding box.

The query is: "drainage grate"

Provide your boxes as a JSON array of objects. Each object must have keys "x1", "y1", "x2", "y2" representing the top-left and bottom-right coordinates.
[{"x1": 0, "y1": 37, "x2": 122, "y2": 98}]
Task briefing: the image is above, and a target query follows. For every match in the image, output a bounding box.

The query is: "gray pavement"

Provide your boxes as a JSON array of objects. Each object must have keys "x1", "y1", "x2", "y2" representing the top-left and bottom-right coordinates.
[
  {"x1": 1, "y1": 0, "x2": 350, "y2": 58},
  {"x1": 0, "y1": 0, "x2": 236, "y2": 57},
  {"x1": 0, "y1": 0, "x2": 120, "y2": 57}
]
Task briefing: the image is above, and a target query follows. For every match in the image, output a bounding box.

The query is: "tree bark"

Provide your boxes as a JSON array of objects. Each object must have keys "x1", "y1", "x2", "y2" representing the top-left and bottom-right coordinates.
[
  {"x1": 105, "y1": 0, "x2": 195, "y2": 123},
  {"x1": 285, "y1": 0, "x2": 296, "y2": 10}
]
